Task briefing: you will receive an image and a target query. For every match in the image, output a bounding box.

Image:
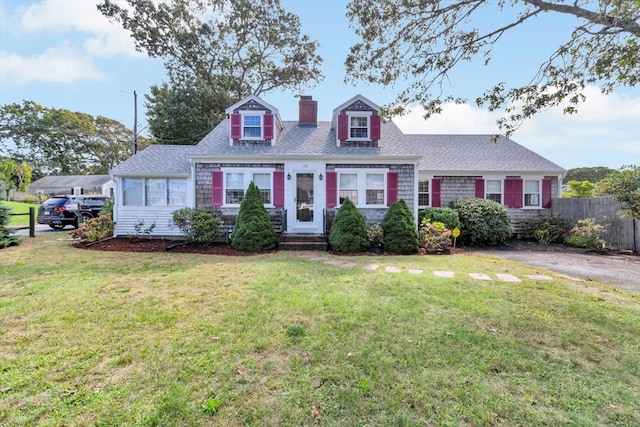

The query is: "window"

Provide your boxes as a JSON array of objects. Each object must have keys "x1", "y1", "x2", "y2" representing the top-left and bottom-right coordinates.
[
  {"x1": 350, "y1": 116, "x2": 368, "y2": 139},
  {"x1": 243, "y1": 115, "x2": 262, "y2": 138},
  {"x1": 418, "y1": 180, "x2": 430, "y2": 207},
  {"x1": 123, "y1": 178, "x2": 187, "y2": 207},
  {"x1": 366, "y1": 173, "x2": 384, "y2": 205},
  {"x1": 253, "y1": 172, "x2": 271, "y2": 204},
  {"x1": 486, "y1": 180, "x2": 502, "y2": 203},
  {"x1": 339, "y1": 173, "x2": 358, "y2": 204},
  {"x1": 524, "y1": 180, "x2": 540, "y2": 207},
  {"x1": 226, "y1": 172, "x2": 244, "y2": 204}
]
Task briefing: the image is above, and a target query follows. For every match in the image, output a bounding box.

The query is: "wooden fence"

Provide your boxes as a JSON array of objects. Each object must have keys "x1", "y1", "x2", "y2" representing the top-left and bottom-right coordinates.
[{"x1": 552, "y1": 196, "x2": 639, "y2": 253}]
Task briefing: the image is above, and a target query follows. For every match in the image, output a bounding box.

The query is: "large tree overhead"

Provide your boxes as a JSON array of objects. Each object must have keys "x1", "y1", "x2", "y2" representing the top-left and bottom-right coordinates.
[
  {"x1": 98, "y1": 0, "x2": 324, "y2": 98},
  {"x1": 346, "y1": 0, "x2": 639, "y2": 136}
]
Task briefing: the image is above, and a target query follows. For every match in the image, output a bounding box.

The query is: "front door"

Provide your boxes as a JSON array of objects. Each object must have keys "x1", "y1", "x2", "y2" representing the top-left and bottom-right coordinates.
[
  {"x1": 286, "y1": 163, "x2": 325, "y2": 234},
  {"x1": 295, "y1": 172, "x2": 315, "y2": 226}
]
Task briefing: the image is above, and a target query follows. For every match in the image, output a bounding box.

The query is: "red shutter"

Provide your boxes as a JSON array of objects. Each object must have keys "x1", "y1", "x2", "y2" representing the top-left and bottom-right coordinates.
[
  {"x1": 431, "y1": 178, "x2": 441, "y2": 207},
  {"x1": 542, "y1": 178, "x2": 552, "y2": 208},
  {"x1": 504, "y1": 178, "x2": 523, "y2": 208},
  {"x1": 263, "y1": 114, "x2": 274, "y2": 139},
  {"x1": 387, "y1": 172, "x2": 398, "y2": 206},
  {"x1": 337, "y1": 114, "x2": 348, "y2": 140},
  {"x1": 326, "y1": 172, "x2": 337, "y2": 207},
  {"x1": 273, "y1": 171, "x2": 284, "y2": 207},
  {"x1": 230, "y1": 113, "x2": 241, "y2": 139},
  {"x1": 370, "y1": 114, "x2": 381, "y2": 140},
  {"x1": 212, "y1": 171, "x2": 224, "y2": 206},
  {"x1": 475, "y1": 179, "x2": 485, "y2": 198}
]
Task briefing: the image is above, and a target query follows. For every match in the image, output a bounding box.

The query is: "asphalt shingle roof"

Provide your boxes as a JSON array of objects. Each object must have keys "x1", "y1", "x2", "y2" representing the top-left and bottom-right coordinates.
[{"x1": 30, "y1": 175, "x2": 112, "y2": 188}]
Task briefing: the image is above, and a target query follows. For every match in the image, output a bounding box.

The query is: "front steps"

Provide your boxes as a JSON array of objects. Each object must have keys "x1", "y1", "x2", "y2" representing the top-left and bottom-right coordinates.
[{"x1": 279, "y1": 234, "x2": 327, "y2": 251}]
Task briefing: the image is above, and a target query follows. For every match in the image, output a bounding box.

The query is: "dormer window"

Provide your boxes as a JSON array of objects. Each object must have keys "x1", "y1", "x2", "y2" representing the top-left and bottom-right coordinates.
[
  {"x1": 230, "y1": 110, "x2": 274, "y2": 140},
  {"x1": 243, "y1": 114, "x2": 263, "y2": 138},
  {"x1": 336, "y1": 111, "x2": 380, "y2": 142},
  {"x1": 350, "y1": 115, "x2": 369, "y2": 139}
]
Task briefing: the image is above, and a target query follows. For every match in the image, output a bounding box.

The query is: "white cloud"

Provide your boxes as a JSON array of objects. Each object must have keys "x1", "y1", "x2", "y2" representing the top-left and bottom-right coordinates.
[
  {"x1": 394, "y1": 86, "x2": 640, "y2": 169},
  {"x1": 0, "y1": 44, "x2": 108, "y2": 85}
]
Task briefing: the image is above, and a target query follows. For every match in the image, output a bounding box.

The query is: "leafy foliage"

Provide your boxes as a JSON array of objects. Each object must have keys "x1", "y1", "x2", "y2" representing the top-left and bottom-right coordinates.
[
  {"x1": 0, "y1": 204, "x2": 20, "y2": 248},
  {"x1": 0, "y1": 158, "x2": 32, "y2": 193},
  {"x1": 449, "y1": 198, "x2": 512, "y2": 245},
  {"x1": 171, "y1": 208, "x2": 222, "y2": 246},
  {"x1": 366, "y1": 223, "x2": 384, "y2": 247},
  {"x1": 564, "y1": 166, "x2": 616, "y2": 184},
  {"x1": 526, "y1": 214, "x2": 567, "y2": 245},
  {"x1": 419, "y1": 207, "x2": 461, "y2": 232},
  {"x1": 231, "y1": 182, "x2": 277, "y2": 251},
  {"x1": 328, "y1": 198, "x2": 368, "y2": 254},
  {"x1": 565, "y1": 218, "x2": 606, "y2": 251},
  {"x1": 598, "y1": 165, "x2": 640, "y2": 219},
  {"x1": 418, "y1": 219, "x2": 452, "y2": 254},
  {"x1": 381, "y1": 199, "x2": 418, "y2": 254},
  {"x1": 128, "y1": 220, "x2": 156, "y2": 242},
  {"x1": 69, "y1": 215, "x2": 114, "y2": 243},
  {"x1": 562, "y1": 180, "x2": 596, "y2": 198},
  {"x1": 346, "y1": 1, "x2": 640, "y2": 136}
]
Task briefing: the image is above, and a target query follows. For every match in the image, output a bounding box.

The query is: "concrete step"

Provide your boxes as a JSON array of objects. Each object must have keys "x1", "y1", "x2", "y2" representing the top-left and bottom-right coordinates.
[{"x1": 279, "y1": 234, "x2": 327, "y2": 251}]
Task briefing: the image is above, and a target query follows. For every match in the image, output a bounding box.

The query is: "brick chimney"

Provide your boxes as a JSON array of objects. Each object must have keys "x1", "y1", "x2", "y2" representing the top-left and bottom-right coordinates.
[{"x1": 298, "y1": 95, "x2": 317, "y2": 127}]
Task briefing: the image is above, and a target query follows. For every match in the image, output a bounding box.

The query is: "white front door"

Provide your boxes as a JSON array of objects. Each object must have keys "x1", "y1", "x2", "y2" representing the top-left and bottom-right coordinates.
[{"x1": 286, "y1": 162, "x2": 325, "y2": 234}]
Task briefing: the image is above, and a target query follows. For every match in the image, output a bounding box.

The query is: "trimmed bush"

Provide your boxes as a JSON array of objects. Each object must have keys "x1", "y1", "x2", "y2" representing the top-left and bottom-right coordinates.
[
  {"x1": 419, "y1": 207, "x2": 461, "y2": 232},
  {"x1": 328, "y1": 198, "x2": 368, "y2": 254},
  {"x1": 70, "y1": 215, "x2": 114, "y2": 242},
  {"x1": 0, "y1": 204, "x2": 20, "y2": 249},
  {"x1": 565, "y1": 218, "x2": 606, "y2": 251},
  {"x1": 171, "y1": 208, "x2": 222, "y2": 245},
  {"x1": 449, "y1": 198, "x2": 512, "y2": 245},
  {"x1": 231, "y1": 182, "x2": 277, "y2": 251},
  {"x1": 418, "y1": 219, "x2": 452, "y2": 254},
  {"x1": 526, "y1": 214, "x2": 567, "y2": 245},
  {"x1": 381, "y1": 199, "x2": 418, "y2": 254}
]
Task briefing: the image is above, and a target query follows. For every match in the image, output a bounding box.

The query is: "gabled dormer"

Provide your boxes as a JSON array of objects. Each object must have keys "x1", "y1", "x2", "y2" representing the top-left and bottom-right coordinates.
[
  {"x1": 225, "y1": 95, "x2": 283, "y2": 146},
  {"x1": 331, "y1": 95, "x2": 381, "y2": 147}
]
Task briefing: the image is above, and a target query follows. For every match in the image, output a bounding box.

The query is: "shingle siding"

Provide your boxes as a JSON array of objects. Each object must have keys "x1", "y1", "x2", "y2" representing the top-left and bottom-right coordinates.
[{"x1": 436, "y1": 176, "x2": 482, "y2": 207}]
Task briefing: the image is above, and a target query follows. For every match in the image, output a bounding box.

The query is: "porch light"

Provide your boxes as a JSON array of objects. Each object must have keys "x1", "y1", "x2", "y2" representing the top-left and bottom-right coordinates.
[{"x1": 287, "y1": 173, "x2": 291, "y2": 180}]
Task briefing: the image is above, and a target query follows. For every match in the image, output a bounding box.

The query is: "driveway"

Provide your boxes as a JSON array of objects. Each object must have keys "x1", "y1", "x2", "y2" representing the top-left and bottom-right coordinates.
[{"x1": 471, "y1": 242, "x2": 640, "y2": 292}]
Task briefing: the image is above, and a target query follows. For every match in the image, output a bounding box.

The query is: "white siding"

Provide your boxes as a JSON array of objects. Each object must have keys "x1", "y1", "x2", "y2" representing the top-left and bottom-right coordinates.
[{"x1": 114, "y1": 206, "x2": 183, "y2": 238}]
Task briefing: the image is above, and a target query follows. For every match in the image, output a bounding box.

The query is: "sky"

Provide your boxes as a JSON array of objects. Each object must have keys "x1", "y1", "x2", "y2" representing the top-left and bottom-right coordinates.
[{"x1": 1, "y1": 0, "x2": 639, "y2": 171}]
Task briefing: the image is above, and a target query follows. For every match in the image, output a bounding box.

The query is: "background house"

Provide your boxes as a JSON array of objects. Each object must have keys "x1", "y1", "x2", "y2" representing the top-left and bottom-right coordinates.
[{"x1": 28, "y1": 175, "x2": 114, "y2": 197}]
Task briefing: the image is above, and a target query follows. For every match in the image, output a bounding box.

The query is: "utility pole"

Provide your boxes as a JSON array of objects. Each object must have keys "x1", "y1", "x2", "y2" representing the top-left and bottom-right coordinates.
[{"x1": 133, "y1": 90, "x2": 138, "y2": 155}]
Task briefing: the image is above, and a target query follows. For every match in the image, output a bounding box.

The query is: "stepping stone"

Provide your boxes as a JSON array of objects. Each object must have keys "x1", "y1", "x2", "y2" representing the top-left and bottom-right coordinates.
[
  {"x1": 469, "y1": 273, "x2": 492, "y2": 281},
  {"x1": 434, "y1": 271, "x2": 455, "y2": 278},
  {"x1": 525, "y1": 274, "x2": 553, "y2": 281},
  {"x1": 408, "y1": 269, "x2": 423, "y2": 274},
  {"x1": 363, "y1": 264, "x2": 379, "y2": 271},
  {"x1": 385, "y1": 266, "x2": 402, "y2": 273},
  {"x1": 496, "y1": 274, "x2": 521, "y2": 283}
]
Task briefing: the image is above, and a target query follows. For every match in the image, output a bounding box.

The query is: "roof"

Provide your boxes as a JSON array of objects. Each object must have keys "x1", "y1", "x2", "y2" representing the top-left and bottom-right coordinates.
[
  {"x1": 29, "y1": 175, "x2": 113, "y2": 188},
  {"x1": 110, "y1": 145, "x2": 198, "y2": 176},
  {"x1": 408, "y1": 134, "x2": 565, "y2": 173}
]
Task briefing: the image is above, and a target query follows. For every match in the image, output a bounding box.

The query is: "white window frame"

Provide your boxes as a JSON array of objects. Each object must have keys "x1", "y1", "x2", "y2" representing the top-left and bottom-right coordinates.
[
  {"x1": 524, "y1": 179, "x2": 542, "y2": 208},
  {"x1": 337, "y1": 168, "x2": 388, "y2": 207},
  {"x1": 346, "y1": 111, "x2": 372, "y2": 141},
  {"x1": 122, "y1": 177, "x2": 188, "y2": 207},
  {"x1": 485, "y1": 179, "x2": 503, "y2": 204},
  {"x1": 418, "y1": 180, "x2": 430, "y2": 208},
  {"x1": 222, "y1": 167, "x2": 275, "y2": 207},
  {"x1": 239, "y1": 110, "x2": 265, "y2": 140}
]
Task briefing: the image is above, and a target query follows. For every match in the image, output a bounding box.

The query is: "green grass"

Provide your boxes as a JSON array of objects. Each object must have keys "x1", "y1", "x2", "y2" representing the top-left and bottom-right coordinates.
[
  {"x1": 1, "y1": 236, "x2": 639, "y2": 426},
  {"x1": 1, "y1": 200, "x2": 39, "y2": 227}
]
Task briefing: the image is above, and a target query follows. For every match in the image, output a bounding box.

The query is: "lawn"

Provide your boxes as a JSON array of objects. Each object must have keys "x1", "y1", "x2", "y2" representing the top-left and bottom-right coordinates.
[
  {"x1": 1, "y1": 200, "x2": 39, "y2": 227},
  {"x1": 1, "y1": 236, "x2": 639, "y2": 426}
]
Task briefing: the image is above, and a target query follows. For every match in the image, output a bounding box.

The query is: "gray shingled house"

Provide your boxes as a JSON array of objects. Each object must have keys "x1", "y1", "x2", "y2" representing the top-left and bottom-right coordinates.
[
  {"x1": 110, "y1": 94, "x2": 565, "y2": 239},
  {"x1": 28, "y1": 175, "x2": 114, "y2": 197}
]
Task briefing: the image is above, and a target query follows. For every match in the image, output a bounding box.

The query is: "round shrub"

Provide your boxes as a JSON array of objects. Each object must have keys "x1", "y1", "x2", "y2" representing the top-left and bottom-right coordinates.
[
  {"x1": 381, "y1": 199, "x2": 418, "y2": 254},
  {"x1": 526, "y1": 214, "x2": 567, "y2": 244},
  {"x1": 565, "y1": 218, "x2": 606, "y2": 251},
  {"x1": 171, "y1": 207, "x2": 222, "y2": 245},
  {"x1": 449, "y1": 198, "x2": 512, "y2": 245},
  {"x1": 328, "y1": 198, "x2": 368, "y2": 254},
  {"x1": 231, "y1": 182, "x2": 277, "y2": 251},
  {"x1": 419, "y1": 219, "x2": 452, "y2": 254},
  {"x1": 419, "y1": 207, "x2": 461, "y2": 231}
]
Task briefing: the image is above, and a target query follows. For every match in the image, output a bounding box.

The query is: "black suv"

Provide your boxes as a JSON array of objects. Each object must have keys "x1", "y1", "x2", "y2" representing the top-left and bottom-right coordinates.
[{"x1": 37, "y1": 195, "x2": 109, "y2": 229}]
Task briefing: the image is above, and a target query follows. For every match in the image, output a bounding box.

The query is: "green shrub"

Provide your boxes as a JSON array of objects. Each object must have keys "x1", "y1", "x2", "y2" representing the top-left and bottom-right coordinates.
[
  {"x1": 565, "y1": 218, "x2": 606, "y2": 251},
  {"x1": 418, "y1": 219, "x2": 452, "y2": 254},
  {"x1": 381, "y1": 199, "x2": 418, "y2": 254},
  {"x1": 172, "y1": 208, "x2": 222, "y2": 246},
  {"x1": 0, "y1": 204, "x2": 20, "y2": 249},
  {"x1": 99, "y1": 197, "x2": 114, "y2": 219},
  {"x1": 366, "y1": 223, "x2": 384, "y2": 249},
  {"x1": 21, "y1": 194, "x2": 37, "y2": 204},
  {"x1": 231, "y1": 182, "x2": 277, "y2": 251},
  {"x1": 328, "y1": 198, "x2": 368, "y2": 253},
  {"x1": 449, "y1": 198, "x2": 512, "y2": 245},
  {"x1": 70, "y1": 215, "x2": 114, "y2": 242},
  {"x1": 526, "y1": 214, "x2": 567, "y2": 244},
  {"x1": 419, "y1": 207, "x2": 461, "y2": 231}
]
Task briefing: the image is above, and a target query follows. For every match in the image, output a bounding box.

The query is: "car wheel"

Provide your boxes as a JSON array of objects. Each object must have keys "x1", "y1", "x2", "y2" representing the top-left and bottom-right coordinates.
[
  {"x1": 49, "y1": 224, "x2": 65, "y2": 230},
  {"x1": 75, "y1": 213, "x2": 93, "y2": 229}
]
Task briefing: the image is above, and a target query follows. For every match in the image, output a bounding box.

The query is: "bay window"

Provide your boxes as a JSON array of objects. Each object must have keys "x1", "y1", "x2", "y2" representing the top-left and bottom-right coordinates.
[{"x1": 122, "y1": 177, "x2": 187, "y2": 207}]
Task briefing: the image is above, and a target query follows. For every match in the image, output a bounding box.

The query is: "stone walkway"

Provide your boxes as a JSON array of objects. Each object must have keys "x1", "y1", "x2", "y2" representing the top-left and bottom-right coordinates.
[{"x1": 289, "y1": 251, "x2": 554, "y2": 282}]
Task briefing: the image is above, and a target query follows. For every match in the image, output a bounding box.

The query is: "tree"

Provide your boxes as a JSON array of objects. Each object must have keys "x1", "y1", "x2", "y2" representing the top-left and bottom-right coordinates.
[
  {"x1": 328, "y1": 198, "x2": 368, "y2": 254},
  {"x1": 346, "y1": 1, "x2": 639, "y2": 136},
  {"x1": 598, "y1": 165, "x2": 640, "y2": 219},
  {"x1": 0, "y1": 204, "x2": 20, "y2": 249},
  {"x1": 98, "y1": 0, "x2": 323, "y2": 98},
  {"x1": 563, "y1": 166, "x2": 616, "y2": 184},
  {"x1": 231, "y1": 182, "x2": 277, "y2": 251},
  {"x1": 562, "y1": 180, "x2": 596, "y2": 198},
  {"x1": 145, "y1": 77, "x2": 236, "y2": 145},
  {"x1": 88, "y1": 116, "x2": 151, "y2": 174},
  {"x1": 381, "y1": 199, "x2": 419, "y2": 254}
]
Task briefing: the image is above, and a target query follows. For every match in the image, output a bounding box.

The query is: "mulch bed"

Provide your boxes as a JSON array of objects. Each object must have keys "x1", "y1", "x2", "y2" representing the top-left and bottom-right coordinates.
[{"x1": 71, "y1": 238, "x2": 271, "y2": 256}]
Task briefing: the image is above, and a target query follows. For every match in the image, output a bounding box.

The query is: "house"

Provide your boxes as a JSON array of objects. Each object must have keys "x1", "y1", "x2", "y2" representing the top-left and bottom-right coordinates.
[
  {"x1": 110, "y1": 94, "x2": 565, "y2": 239},
  {"x1": 28, "y1": 175, "x2": 114, "y2": 197}
]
